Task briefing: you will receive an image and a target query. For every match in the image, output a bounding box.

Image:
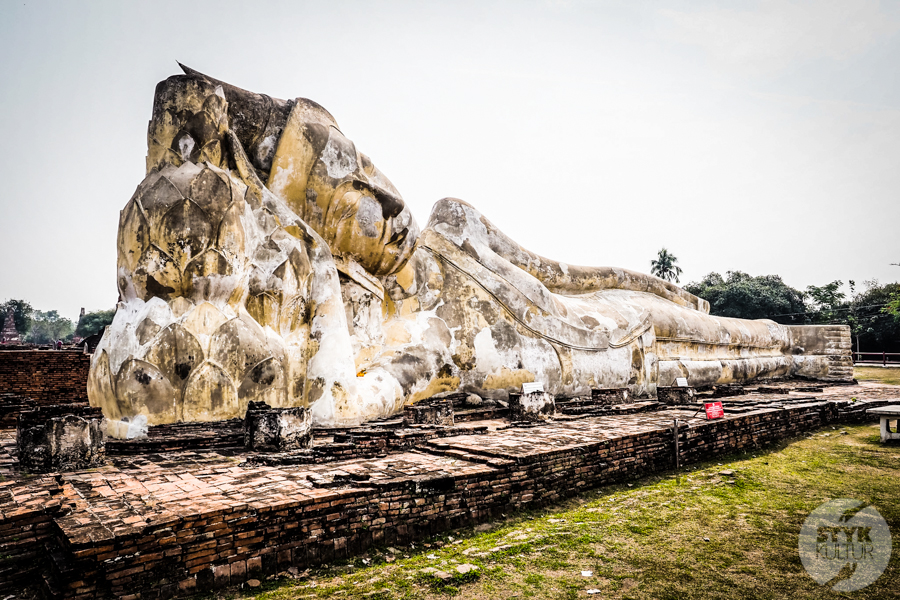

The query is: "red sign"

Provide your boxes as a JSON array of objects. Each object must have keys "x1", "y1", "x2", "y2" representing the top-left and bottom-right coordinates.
[{"x1": 704, "y1": 402, "x2": 725, "y2": 420}]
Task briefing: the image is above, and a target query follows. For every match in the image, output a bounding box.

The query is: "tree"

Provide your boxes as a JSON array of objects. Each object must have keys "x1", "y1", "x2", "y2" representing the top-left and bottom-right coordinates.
[
  {"x1": 684, "y1": 271, "x2": 808, "y2": 324},
  {"x1": 886, "y1": 263, "x2": 900, "y2": 319},
  {"x1": 0, "y1": 299, "x2": 33, "y2": 336},
  {"x1": 805, "y1": 281, "x2": 846, "y2": 324},
  {"x1": 650, "y1": 248, "x2": 683, "y2": 283},
  {"x1": 26, "y1": 310, "x2": 75, "y2": 344},
  {"x1": 885, "y1": 292, "x2": 900, "y2": 318},
  {"x1": 847, "y1": 280, "x2": 900, "y2": 354},
  {"x1": 75, "y1": 309, "x2": 116, "y2": 338}
]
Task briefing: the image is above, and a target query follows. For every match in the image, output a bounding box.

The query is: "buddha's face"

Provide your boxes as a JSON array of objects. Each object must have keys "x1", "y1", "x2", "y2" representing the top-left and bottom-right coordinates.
[
  {"x1": 325, "y1": 177, "x2": 419, "y2": 277},
  {"x1": 268, "y1": 101, "x2": 420, "y2": 277}
]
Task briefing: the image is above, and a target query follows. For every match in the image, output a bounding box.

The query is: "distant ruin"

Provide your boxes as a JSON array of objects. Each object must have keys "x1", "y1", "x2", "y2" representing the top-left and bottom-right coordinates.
[{"x1": 0, "y1": 306, "x2": 20, "y2": 344}]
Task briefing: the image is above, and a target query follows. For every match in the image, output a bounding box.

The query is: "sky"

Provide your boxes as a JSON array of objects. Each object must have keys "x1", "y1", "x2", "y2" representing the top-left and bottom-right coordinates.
[{"x1": 1, "y1": 0, "x2": 899, "y2": 322}]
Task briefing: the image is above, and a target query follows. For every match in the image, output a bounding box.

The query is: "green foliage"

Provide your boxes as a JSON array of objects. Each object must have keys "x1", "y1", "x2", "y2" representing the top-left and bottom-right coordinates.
[
  {"x1": 805, "y1": 280, "x2": 846, "y2": 324},
  {"x1": 884, "y1": 290, "x2": 900, "y2": 318},
  {"x1": 683, "y1": 271, "x2": 807, "y2": 323},
  {"x1": 650, "y1": 247, "x2": 683, "y2": 283},
  {"x1": 0, "y1": 299, "x2": 33, "y2": 335},
  {"x1": 849, "y1": 281, "x2": 900, "y2": 353},
  {"x1": 25, "y1": 310, "x2": 75, "y2": 344},
  {"x1": 75, "y1": 309, "x2": 115, "y2": 338}
]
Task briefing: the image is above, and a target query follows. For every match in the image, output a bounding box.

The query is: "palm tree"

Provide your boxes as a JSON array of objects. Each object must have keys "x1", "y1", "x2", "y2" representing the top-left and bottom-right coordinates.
[{"x1": 650, "y1": 248, "x2": 683, "y2": 283}]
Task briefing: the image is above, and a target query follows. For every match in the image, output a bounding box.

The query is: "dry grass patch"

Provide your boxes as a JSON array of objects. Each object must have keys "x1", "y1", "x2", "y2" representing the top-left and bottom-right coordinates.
[{"x1": 854, "y1": 366, "x2": 900, "y2": 386}]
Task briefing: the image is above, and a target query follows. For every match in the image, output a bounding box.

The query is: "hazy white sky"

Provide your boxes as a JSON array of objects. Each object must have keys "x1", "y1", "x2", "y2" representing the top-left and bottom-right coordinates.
[{"x1": 1, "y1": 0, "x2": 898, "y2": 321}]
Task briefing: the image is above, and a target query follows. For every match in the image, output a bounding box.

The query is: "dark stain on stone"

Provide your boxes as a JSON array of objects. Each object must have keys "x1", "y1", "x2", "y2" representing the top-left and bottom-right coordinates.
[
  {"x1": 306, "y1": 377, "x2": 326, "y2": 405},
  {"x1": 388, "y1": 227, "x2": 408, "y2": 246},
  {"x1": 491, "y1": 320, "x2": 519, "y2": 353},
  {"x1": 580, "y1": 315, "x2": 600, "y2": 329},
  {"x1": 210, "y1": 385, "x2": 224, "y2": 409},
  {"x1": 351, "y1": 180, "x2": 404, "y2": 219},
  {"x1": 135, "y1": 369, "x2": 151, "y2": 386},
  {"x1": 394, "y1": 353, "x2": 425, "y2": 367},
  {"x1": 303, "y1": 123, "x2": 331, "y2": 156},
  {"x1": 292, "y1": 376, "x2": 305, "y2": 399},
  {"x1": 145, "y1": 276, "x2": 175, "y2": 298},
  {"x1": 383, "y1": 347, "x2": 432, "y2": 395},
  {"x1": 249, "y1": 361, "x2": 277, "y2": 386},
  {"x1": 629, "y1": 344, "x2": 643, "y2": 386},
  {"x1": 174, "y1": 362, "x2": 192, "y2": 380}
]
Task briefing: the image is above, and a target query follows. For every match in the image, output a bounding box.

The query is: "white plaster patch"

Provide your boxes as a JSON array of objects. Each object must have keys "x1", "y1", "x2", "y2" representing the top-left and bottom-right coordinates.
[
  {"x1": 257, "y1": 134, "x2": 278, "y2": 165},
  {"x1": 178, "y1": 135, "x2": 195, "y2": 162},
  {"x1": 473, "y1": 328, "x2": 503, "y2": 374},
  {"x1": 320, "y1": 133, "x2": 357, "y2": 179}
]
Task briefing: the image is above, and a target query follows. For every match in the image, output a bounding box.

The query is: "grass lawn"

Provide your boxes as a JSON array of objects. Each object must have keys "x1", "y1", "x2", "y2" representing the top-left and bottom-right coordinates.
[
  {"x1": 222, "y1": 424, "x2": 900, "y2": 600},
  {"x1": 854, "y1": 366, "x2": 900, "y2": 386}
]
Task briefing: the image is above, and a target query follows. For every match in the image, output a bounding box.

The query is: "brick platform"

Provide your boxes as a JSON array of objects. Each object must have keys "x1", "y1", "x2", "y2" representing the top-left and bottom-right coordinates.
[{"x1": 0, "y1": 383, "x2": 897, "y2": 598}]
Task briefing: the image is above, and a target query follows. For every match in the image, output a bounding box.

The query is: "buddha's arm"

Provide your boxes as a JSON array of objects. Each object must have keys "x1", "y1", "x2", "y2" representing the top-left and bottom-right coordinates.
[{"x1": 425, "y1": 198, "x2": 709, "y2": 313}]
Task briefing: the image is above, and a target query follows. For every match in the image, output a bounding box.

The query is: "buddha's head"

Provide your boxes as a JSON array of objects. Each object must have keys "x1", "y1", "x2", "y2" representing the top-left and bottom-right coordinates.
[
  {"x1": 148, "y1": 64, "x2": 419, "y2": 279},
  {"x1": 266, "y1": 97, "x2": 420, "y2": 277}
]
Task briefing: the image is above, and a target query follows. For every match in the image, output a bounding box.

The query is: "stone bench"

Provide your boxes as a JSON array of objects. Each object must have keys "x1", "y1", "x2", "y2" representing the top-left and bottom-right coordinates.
[{"x1": 867, "y1": 404, "x2": 900, "y2": 442}]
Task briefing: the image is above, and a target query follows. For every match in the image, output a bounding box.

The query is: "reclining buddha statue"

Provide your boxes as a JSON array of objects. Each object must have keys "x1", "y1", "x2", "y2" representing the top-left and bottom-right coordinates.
[{"x1": 88, "y1": 65, "x2": 852, "y2": 429}]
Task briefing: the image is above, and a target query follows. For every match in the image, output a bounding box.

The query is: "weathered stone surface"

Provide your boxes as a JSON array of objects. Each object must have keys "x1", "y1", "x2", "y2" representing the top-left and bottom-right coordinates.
[
  {"x1": 657, "y1": 387, "x2": 696, "y2": 406},
  {"x1": 88, "y1": 66, "x2": 853, "y2": 430},
  {"x1": 16, "y1": 405, "x2": 105, "y2": 472},
  {"x1": 404, "y1": 400, "x2": 454, "y2": 426},
  {"x1": 509, "y1": 391, "x2": 556, "y2": 421},
  {"x1": 465, "y1": 394, "x2": 484, "y2": 406},
  {"x1": 244, "y1": 401, "x2": 312, "y2": 451}
]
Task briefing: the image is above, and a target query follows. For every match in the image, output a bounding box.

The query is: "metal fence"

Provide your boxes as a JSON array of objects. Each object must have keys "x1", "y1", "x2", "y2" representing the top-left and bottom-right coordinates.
[{"x1": 854, "y1": 352, "x2": 900, "y2": 366}]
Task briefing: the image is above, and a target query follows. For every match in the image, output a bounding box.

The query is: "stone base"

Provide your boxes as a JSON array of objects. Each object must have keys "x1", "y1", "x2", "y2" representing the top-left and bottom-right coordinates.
[
  {"x1": 591, "y1": 388, "x2": 630, "y2": 406},
  {"x1": 404, "y1": 400, "x2": 454, "y2": 426},
  {"x1": 16, "y1": 405, "x2": 105, "y2": 473},
  {"x1": 509, "y1": 391, "x2": 556, "y2": 421},
  {"x1": 657, "y1": 387, "x2": 695, "y2": 405},
  {"x1": 244, "y1": 402, "x2": 312, "y2": 452}
]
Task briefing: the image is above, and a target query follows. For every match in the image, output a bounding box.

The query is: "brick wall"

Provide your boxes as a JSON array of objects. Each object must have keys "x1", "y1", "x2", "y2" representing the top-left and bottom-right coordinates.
[
  {"x1": 0, "y1": 480, "x2": 59, "y2": 596},
  {"x1": 0, "y1": 351, "x2": 90, "y2": 426}
]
